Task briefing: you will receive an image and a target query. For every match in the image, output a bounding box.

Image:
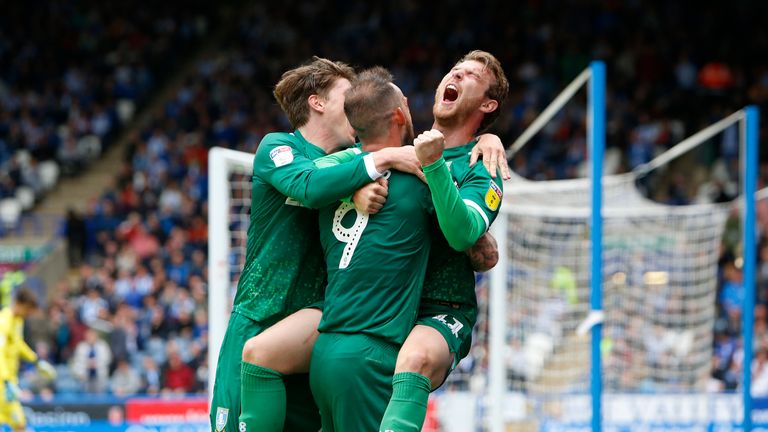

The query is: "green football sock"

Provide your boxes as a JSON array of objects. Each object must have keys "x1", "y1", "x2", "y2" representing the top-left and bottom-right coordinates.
[
  {"x1": 379, "y1": 372, "x2": 432, "y2": 432},
  {"x1": 239, "y1": 362, "x2": 286, "y2": 431}
]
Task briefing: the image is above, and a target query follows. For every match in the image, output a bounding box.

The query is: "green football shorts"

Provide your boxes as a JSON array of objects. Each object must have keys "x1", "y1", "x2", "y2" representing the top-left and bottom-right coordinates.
[
  {"x1": 210, "y1": 311, "x2": 321, "y2": 432},
  {"x1": 309, "y1": 332, "x2": 399, "y2": 432},
  {"x1": 415, "y1": 301, "x2": 475, "y2": 385}
]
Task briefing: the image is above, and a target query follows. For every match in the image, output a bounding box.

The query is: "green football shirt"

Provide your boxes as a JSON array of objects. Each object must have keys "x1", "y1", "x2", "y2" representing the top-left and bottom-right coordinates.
[
  {"x1": 317, "y1": 170, "x2": 433, "y2": 345},
  {"x1": 233, "y1": 130, "x2": 379, "y2": 325},
  {"x1": 421, "y1": 140, "x2": 504, "y2": 324}
]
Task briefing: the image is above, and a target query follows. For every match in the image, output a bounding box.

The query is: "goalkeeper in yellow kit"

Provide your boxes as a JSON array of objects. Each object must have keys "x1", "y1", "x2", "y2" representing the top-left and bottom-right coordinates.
[{"x1": 0, "y1": 287, "x2": 56, "y2": 431}]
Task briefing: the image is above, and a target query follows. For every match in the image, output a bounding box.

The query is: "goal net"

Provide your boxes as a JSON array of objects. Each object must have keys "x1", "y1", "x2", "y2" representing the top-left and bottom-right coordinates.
[{"x1": 493, "y1": 171, "x2": 730, "y2": 429}]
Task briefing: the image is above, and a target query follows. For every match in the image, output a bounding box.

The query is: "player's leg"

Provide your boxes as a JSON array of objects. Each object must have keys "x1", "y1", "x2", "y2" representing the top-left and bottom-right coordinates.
[
  {"x1": 210, "y1": 312, "x2": 264, "y2": 432},
  {"x1": 311, "y1": 333, "x2": 397, "y2": 432},
  {"x1": 5, "y1": 400, "x2": 26, "y2": 432},
  {"x1": 378, "y1": 325, "x2": 447, "y2": 432},
  {"x1": 239, "y1": 307, "x2": 321, "y2": 432},
  {"x1": 379, "y1": 304, "x2": 473, "y2": 432},
  {"x1": 282, "y1": 373, "x2": 322, "y2": 432}
]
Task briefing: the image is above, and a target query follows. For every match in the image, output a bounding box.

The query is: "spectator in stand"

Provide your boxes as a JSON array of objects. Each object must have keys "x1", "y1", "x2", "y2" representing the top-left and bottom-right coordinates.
[
  {"x1": 161, "y1": 343, "x2": 195, "y2": 394},
  {"x1": 108, "y1": 305, "x2": 138, "y2": 368},
  {"x1": 141, "y1": 356, "x2": 162, "y2": 395},
  {"x1": 720, "y1": 261, "x2": 745, "y2": 317},
  {"x1": 78, "y1": 288, "x2": 108, "y2": 328},
  {"x1": 70, "y1": 328, "x2": 112, "y2": 393},
  {"x1": 109, "y1": 359, "x2": 141, "y2": 397}
]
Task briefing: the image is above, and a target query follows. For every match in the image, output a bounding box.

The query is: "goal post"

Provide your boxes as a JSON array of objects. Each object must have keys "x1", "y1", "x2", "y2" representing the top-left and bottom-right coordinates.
[
  {"x1": 207, "y1": 147, "x2": 255, "y2": 401},
  {"x1": 742, "y1": 105, "x2": 759, "y2": 431},
  {"x1": 587, "y1": 60, "x2": 606, "y2": 432}
]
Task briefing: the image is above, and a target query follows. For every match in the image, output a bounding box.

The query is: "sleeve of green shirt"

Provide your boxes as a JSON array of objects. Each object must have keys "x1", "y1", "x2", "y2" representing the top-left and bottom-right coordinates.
[
  {"x1": 254, "y1": 134, "x2": 381, "y2": 208},
  {"x1": 313, "y1": 148, "x2": 362, "y2": 168},
  {"x1": 422, "y1": 157, "x2": 503, "y2": 251},
  {"x1": 313, "y1": 147, "x2": 368, "y2": 203}
]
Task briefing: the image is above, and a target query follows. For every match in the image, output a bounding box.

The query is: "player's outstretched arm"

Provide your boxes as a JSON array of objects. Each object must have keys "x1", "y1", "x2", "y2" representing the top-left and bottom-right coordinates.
[
  {"x1": 466, "y1": 232, "x2": 499, "y2": 272},
  {"x1": 315, "y1": 145, "x2": 424, "y2": 181},
  {"x1": 313, "y1": 145, "x2": 422, "y2": 213},
  {"x1": 469, "y1": 134, "x2": 511, "y2": 180},
  {"x1": 255, "y1": 134, "x2": 382, "y2": 209},
  {"x1": 17, "y1": 336, "x2": 37, "y2": 364}
]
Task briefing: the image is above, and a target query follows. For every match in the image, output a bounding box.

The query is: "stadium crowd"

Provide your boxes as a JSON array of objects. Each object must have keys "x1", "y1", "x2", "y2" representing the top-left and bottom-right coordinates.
[
  {"x1": 4, "y1": 0, "x2": 768, "y2": 398},
  {"x1": 0, "y1": 1, "x2": 212, "y2": 208}
]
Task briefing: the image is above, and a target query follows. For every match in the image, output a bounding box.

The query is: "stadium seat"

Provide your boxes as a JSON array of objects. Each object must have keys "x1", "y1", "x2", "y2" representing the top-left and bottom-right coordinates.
[{"x1": 15, "y1": 186, "x2": 35, "y2": 210}]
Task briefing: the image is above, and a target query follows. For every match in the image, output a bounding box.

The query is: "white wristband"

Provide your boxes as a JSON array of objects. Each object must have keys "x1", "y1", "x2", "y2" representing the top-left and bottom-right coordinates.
[{"x1": 363, "y1": 154, "x2": 384, "y2": 180}]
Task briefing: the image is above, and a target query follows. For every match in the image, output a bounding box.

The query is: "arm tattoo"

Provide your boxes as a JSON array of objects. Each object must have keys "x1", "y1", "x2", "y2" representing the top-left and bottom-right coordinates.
[{"x1": 466, "y1": 232, "x2": 499, "y2": 272}]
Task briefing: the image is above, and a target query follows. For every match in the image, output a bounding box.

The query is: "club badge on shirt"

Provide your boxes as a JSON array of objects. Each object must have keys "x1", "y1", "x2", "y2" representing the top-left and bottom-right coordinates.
[
  {"x1": 485, "y1": 181, "x2": 502, "y2": 211},
  {"x1": 215, "y1": 407, "x2": 229, "y2": 431},
  {"x1": 269, "y1": 146, "x2": 294, "y2": 167}
]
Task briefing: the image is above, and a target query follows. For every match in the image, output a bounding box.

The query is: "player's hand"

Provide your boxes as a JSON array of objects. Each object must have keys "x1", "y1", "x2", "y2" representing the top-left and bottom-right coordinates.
[
  {"x1": 466, "y1": 232, "x2": 499, "y2": 272},
  {"x1": 353, "y1": 178, "x2": 388, "y2": 214},
  {"x1": 414, "y1": 129, "x2": 445, "y2": 167},
  {"x1": 4, "y1": 380, "x2": 20, "y2": 402},
  {"x1": 470, "y1": 134, "x2": 511, "y2": 180},
  {"x1": 372, "y1": 146, "x2": 426, "y2": 182},
  {"x1": 36, "y1": 360, "x2": 57, "y2": 380}
]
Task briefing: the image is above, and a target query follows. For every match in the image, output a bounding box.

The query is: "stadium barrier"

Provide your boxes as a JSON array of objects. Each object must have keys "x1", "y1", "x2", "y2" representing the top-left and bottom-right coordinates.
[{"x1": 20, "y1": 396, "x2": 208, "y2": 432}]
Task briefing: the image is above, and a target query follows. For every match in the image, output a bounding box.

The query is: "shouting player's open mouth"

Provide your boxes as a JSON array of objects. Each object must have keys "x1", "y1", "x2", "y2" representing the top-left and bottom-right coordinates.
[{"x1": 443, "y1": 84, "x2": 459, "y2": 103}]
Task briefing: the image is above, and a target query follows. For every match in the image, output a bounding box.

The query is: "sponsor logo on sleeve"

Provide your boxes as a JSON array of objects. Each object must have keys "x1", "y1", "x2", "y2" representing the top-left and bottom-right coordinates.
[
  {"x1": 269, "y1": 146, "x2": 294, "y2": 167},
  {"x1": 485, "y1": 181, "x2": 502, "y2": 211},
  {"x1": 215, "y1": 407, "x2": 229, "y2": 431}
]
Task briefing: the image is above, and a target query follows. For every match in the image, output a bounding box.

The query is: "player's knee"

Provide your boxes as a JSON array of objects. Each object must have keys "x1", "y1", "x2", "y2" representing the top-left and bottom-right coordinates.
[
  {"x1": 242, "y1": 337, "x2": 269, "y2": 365},
  {"x1": 395, "y1": 349, "x2": 432, "y2": 375}
]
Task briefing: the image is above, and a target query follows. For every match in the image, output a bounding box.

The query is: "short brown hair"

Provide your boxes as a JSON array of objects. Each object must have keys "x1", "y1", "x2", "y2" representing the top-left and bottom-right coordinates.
[
  {"x1": 458, "y1": 50, "x2": 509, "y2": 132},
  {"x1": 273, "y1": 57, "x2": 356, "y2": 129},
  {"x1": 14, "y1": 287, "x2": 37, "y2": 309},
  {"x1": 344, "y1": 67, "x2": 401, "y2": 141}
]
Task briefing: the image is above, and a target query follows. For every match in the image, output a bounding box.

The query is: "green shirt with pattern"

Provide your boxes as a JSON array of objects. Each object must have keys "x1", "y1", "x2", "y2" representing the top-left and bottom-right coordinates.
[
  {"x1": 421, "y1": 140, "x2": 504, "y2": 325},
  {"x1": 233, "y1": 130, "x2": 377, "y2": 326},
  {"x1": 317, "y1": 170, "x2": 433, "y2": 345}
]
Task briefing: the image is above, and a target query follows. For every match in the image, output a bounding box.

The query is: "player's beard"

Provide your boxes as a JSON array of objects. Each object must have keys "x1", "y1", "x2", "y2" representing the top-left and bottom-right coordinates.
[{"x1": 433, "y1": 100, "x2": 472, "y2": 130}]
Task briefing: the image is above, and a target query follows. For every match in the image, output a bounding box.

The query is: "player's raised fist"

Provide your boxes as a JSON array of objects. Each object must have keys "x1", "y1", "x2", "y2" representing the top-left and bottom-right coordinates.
[{"x1": 414, "y1": 129, "x2": 445, "y2": 166}]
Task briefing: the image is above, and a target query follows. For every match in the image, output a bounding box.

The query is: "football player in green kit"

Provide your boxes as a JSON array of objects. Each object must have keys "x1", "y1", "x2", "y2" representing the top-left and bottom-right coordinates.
[
  {"x1": 378, "y1": 50, "x2": 510, "y2": 432},
  {"x1": 234, "y1": 58, "x2": 509, "y2": 431},
  {"x1": 209, "y1": 57, "x2": 427, "y2": 432},
  {"x1": 309, "y1": 66, "x2": 433, "y2": 432},
  {"x1": 237, "y1": 68, "x2": 507, "y2": 432}
]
